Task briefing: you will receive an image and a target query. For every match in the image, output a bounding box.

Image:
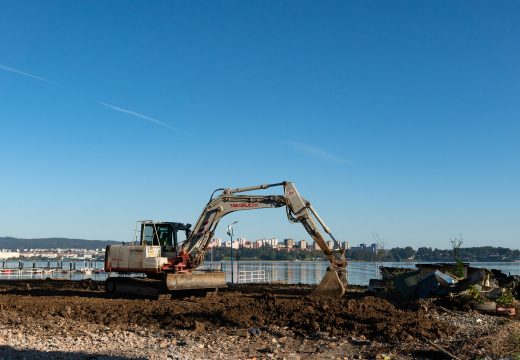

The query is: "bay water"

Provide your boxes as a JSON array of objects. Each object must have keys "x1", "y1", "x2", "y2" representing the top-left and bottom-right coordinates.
[{"x1": 1, "y1": 259, "x2": 518, "y2": 286}]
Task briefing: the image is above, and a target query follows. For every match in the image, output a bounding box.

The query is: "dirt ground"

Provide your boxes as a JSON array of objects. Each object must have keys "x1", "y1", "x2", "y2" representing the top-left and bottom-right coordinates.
[{"x1": 0, "y1": 279, "x2": 518, "y2": 359}]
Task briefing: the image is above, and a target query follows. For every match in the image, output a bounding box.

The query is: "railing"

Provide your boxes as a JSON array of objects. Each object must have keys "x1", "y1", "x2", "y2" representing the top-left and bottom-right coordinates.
[
  {"x1": 0, "y1": 260, "x2": 107, "y2": 280},
  {"x1": 238, "y1": 269, "x2": 270, "y2": 284}
]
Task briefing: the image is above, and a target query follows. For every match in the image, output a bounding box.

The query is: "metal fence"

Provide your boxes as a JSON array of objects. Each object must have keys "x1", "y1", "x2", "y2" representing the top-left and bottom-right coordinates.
[{"x1": 238, "y1": 269, "x2": 270, "y2": 283}]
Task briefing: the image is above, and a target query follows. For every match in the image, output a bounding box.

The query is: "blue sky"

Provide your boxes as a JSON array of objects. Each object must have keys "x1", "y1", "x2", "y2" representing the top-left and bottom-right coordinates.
[{"x1": 1, "y1": 1, "x2": 519, "y2": 249}]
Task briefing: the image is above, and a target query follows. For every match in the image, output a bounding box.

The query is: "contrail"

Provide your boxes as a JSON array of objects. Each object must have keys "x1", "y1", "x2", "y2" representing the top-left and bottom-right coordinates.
[
  {"x1": 0, "y1": 64, "x2": 63, "y2": 86},
  {"x1": 0, "y1": 63, "x2": 192, "y2": 135},
  {"x1": 98, "y1": 101, "x2": 189, "y2": 134},
  {"x1": 282, "y1": 140, "x2": 351, "y2": 164}
]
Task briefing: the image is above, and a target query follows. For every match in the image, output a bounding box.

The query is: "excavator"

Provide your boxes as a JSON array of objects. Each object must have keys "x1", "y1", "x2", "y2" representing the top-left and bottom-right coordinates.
[{"x1": 104, "y1": 181, "x2": 347, "y2": 298}]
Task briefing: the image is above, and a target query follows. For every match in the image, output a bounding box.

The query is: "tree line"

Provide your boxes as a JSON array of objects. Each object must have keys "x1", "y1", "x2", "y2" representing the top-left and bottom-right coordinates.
[
  {"x1": 204, "y1": 245, "x2": 520, "y2": 262},
  {"x1": 0, "y1": 237, "x2": 118, "y2": 250},
  {"x1": 205, "y1": 247, "x2": 328, "y2": 261}
]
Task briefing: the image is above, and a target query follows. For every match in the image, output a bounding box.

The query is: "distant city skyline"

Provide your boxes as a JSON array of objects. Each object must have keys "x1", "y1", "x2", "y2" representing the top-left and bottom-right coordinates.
[{"x1": 1, "y1": 2, "x2": 519, "y2": 249}]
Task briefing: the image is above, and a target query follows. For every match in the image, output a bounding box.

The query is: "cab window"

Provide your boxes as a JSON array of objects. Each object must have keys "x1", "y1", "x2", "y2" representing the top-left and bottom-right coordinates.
[
  {"x1": 142, "y1": 225, "x2": 155, "y2": 245},
  {"x1": 156, "y1": 225, "x2": 170, "y2": 246}
]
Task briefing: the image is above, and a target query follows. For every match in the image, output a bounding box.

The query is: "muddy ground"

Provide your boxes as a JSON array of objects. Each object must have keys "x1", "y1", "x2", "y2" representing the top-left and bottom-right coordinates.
[{"x1": 0, "y1": 279, "x2": 518, "y2": 359}]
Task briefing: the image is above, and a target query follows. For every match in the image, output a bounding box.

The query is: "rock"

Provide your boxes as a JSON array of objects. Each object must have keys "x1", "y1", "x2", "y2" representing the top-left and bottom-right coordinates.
[
  {"x1": 236, "y1": 329, "x2": 249, "y2": 337},
  {"x1": 474, "y1": 301, "x2": 497, "y2": 312},
  {"x1": 248, "y1": 327, "x2": 261, "y2": 336},
  {"x1": 176, "y1": 339, "x2": 188, "y2": 347}
]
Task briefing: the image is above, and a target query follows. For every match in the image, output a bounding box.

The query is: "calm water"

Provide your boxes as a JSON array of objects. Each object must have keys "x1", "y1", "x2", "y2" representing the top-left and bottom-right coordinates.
[
  {"x1": 1, "y1": 259, "x2": 519, "y2": 286},
  {"x1": 0, "y1": 259, "x2": 107, "y2": 281},
  {"x1": 214, "y1": 260, "x2": 520, "y2": 285}
]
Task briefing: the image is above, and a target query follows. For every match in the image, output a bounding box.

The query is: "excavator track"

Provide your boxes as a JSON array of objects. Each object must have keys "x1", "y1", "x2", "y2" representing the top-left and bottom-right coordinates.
[
  {"x1": 105, "y1": 277, "x2": 165, "y2": 298},
  {"x1": 105, "y1": 271, "x2": 227, "y2": 299}
]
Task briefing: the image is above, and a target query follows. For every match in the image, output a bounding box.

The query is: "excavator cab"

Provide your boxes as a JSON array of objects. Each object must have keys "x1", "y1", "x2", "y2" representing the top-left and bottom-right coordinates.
[
  {"x1": 105, "y1": 220, "x2": 227, "y2": 295},
  {"x1": 140, "y1": 221, "x2": 192, "y2": 251}
]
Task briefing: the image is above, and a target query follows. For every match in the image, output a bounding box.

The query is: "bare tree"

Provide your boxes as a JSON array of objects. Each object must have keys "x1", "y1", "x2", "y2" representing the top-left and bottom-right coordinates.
[
  {"x1": 450, "y1": 233, "x2": 465, "y2": 278},
  {"x1": 372, "y1": 233, "x2": 386, "y2": 279}
]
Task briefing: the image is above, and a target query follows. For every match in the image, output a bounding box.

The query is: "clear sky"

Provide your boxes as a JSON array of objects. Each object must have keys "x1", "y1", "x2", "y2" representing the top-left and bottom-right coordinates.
[{"x1": 1, "y1": 1, "x2": 519, "y2": 249}]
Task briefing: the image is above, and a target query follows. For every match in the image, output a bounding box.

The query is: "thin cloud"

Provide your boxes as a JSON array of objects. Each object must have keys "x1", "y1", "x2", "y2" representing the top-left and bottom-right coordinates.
[
  {"x1": 0, "y1": 64, "x2": 63, "y2": 86},
  {"x1": 98, "y1": 101, "x2": 189, "y2": 134},
  {"x1": 282, "y1": 141, "x2": 351, "y2": 164}
]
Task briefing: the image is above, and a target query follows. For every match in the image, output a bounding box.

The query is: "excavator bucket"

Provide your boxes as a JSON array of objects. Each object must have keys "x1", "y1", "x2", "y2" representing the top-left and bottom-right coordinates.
[
  {"x1": 311, "y1": 268, "x2": 346, "y2": 298},
  {"x1": 166, "y1": 271, "x2": 227, "y2": 291}
]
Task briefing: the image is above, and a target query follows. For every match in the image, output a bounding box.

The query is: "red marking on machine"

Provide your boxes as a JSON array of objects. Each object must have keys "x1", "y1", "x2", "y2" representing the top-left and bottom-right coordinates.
[
  {"x1": 230, "y1": 203, "x2": 259, "y2": 208},
  {"x1": 287, "y1": 190, "x2": 296, "y2": 197}
]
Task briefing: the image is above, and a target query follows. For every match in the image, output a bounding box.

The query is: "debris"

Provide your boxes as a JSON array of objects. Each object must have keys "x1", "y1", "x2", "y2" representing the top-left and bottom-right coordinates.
[
  {"x1": 417, "y1": 270, "x2": 457, "y2": 298},
  {"x1": 375, "y1": 354, "x2": 392, "y2": 360},
  {"x1": 496, "y1": 307, "x2": 516, "y2": 316},
  {"x1": 474, "y1": 301, "x2": 496, "y2": 312},
  {"x1": 424, "y1": 338, "x2": 461, "y2": 360},
  {"x1": 193, "y1": 320, "x2": 205, "y2": 332},
  {"x1": 372, "y1": 263, "x2": 520, "y2": 316},
  {"x1": 228, "y1": 329, "x2": 249, "y2": 337},
  {"x1": 393, "y1": 270, "x2": 421, "y2": 297},
  {"x1": 286, "y1": 353, "x2": 301, "y2": 360},
  {"x1": 175, "y1": 339, "x2": 188, "y2": 347},
  {"x1": 380, "y1": 266, "x2": 411, "y2": 280},
  {"x1": 416, "y1": 263, "x2": 467, "y2": 279},
  {"x1": 350, "y1": 336, "x2": 371, "y2": 345},
  {"x1": 456, "y1": 268, "x2": 485, "y2": 290},
  {"x1": 368, "y1": 279, "x2": 387, "y2": 294},
  {"x1": 248, "y1": 327, "x2": 261, "y2": 336}
]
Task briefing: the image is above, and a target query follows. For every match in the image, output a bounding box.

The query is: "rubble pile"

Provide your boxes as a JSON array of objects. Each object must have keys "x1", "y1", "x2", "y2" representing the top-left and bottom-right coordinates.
[{"x1": 370, "y1": 263, "x2": 520, "y2": 316}]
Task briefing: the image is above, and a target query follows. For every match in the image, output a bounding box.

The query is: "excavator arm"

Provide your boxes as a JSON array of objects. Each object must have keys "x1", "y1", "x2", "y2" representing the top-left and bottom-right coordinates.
[{"x1": 180, "y1": 181, "x2": 347, "y2": 297}]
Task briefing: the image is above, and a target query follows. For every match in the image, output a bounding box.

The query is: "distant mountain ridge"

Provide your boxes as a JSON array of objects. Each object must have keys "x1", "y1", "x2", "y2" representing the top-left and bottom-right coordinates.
[{"x1": 0, "y1": 237, "x2": 120, "y2": 250}]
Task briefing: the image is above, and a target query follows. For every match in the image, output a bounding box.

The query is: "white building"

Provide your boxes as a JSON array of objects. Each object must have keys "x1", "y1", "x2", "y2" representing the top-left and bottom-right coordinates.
[
  {"x1": 0, "y1": 251, "x2": 20, "y2": 259},
  {"x1": 349, "y1": 243, "x2": 378, "y2": 253},
  {"x1": 254, "y1": 238, "x2": 279, "y2": 248},
  {"x1": 285, "y1": 238, "x2": 295, "y2": 249},
  {"x1": 269, "y1": 238, "x2": 278, "y2": 247}
]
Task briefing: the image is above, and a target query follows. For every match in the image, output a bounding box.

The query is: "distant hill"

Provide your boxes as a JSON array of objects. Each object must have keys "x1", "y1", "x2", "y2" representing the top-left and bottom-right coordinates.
[{"x1": 0, "y1": 237, "x2": 120, "y2": 250}]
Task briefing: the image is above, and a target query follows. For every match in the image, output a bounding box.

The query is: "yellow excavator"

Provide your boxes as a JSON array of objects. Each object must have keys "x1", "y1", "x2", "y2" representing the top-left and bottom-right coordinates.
[{"x1": 104, "y1": 181, "x2": 347, "y2": 298}]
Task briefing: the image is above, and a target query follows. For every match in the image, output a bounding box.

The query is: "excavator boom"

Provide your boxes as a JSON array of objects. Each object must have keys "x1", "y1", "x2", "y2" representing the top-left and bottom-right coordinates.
[{"x1": 179, "y1": 181, "x2": 347, "y2": 297}]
